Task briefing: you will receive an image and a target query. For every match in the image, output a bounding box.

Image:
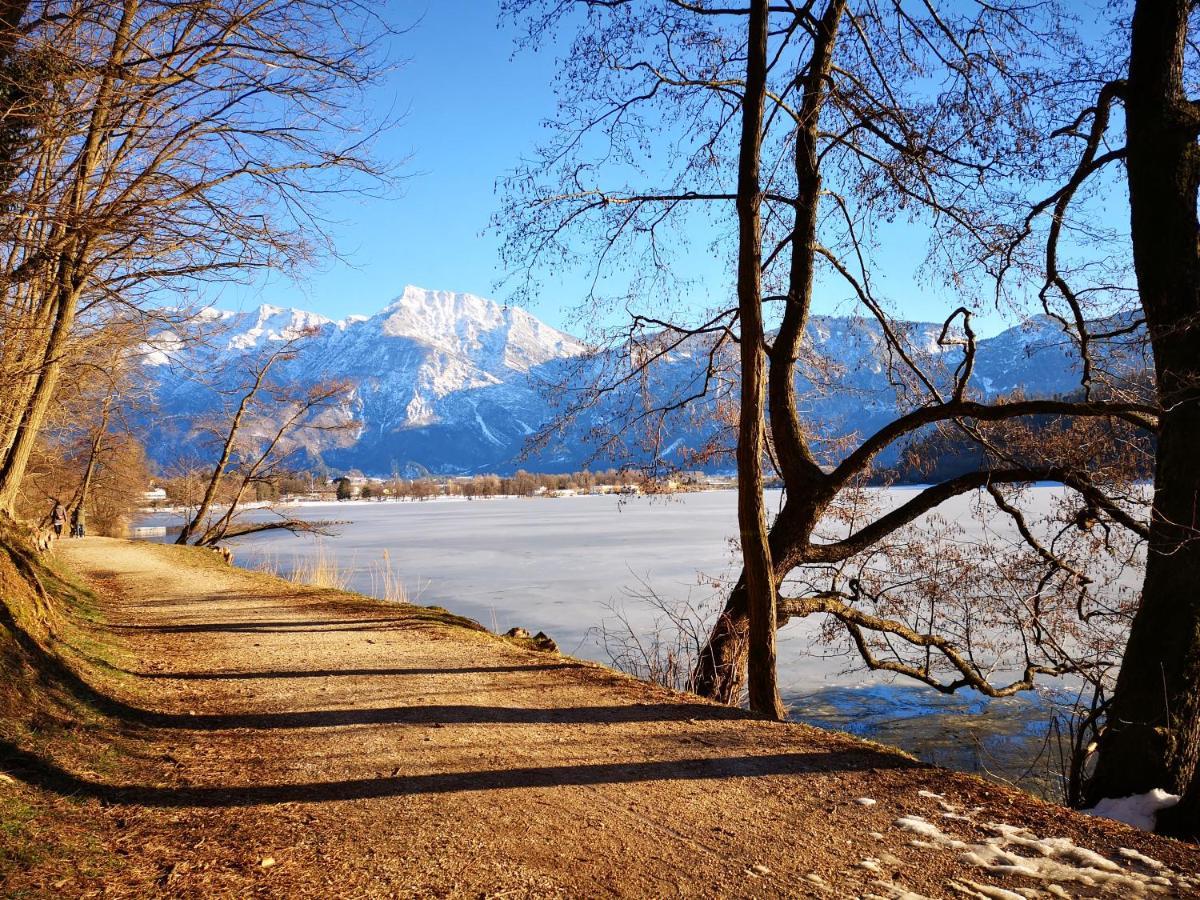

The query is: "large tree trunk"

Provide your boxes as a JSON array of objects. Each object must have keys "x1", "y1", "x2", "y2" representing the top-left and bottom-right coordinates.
[
  {"x1": 1087, "y1": 0, "x2": 1200, "y2": 837},
  {"x1": 692, "y1": 501, "x2": 808, "y2": 702},
  {"x1": 692, "y1": 0, "x2": 845, "y2": 707},
  {"x1": 0, "y1": 4, "x2": 124, "y2": 516},
  {"x1": 1108, "y1": 394, "x2": 1200, "y2": 837},
  {"x1": 733, "y1": 0, "x2": 784, "y2": 720}
]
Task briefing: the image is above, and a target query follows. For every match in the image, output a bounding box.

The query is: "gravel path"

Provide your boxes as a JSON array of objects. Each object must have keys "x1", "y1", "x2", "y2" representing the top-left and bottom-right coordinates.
[{"x1": 12, "y1": 537, "x2": 1198, "y2": 898}]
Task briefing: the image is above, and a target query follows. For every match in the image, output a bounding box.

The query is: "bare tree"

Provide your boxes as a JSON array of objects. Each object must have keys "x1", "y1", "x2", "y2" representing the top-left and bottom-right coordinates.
[
  {"x1": 174, "y1": 335, "x2": 355, "y2": 547},
  {"x1": 502, "y1": 0, "x2": 1156, "y2": 715},
  {"x1": 0, "y1": 0, "x2": 393, "y2": 518},
  {"x1": 19, "y1": 324, "x2": 153, "y2": 536},
  {"x1": 732, "y1": 0, "x2": 784, "y2": 718},
  {"x1": 1019, "y1": 0, "x2": 1200, "y2": 836}
]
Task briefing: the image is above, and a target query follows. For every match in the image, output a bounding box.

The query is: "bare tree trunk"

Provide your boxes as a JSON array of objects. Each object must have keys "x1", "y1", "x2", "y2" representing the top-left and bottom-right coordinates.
[
  {"x1": 0, "y1": 283, "x2": 77, "y2": 514},
  {"x1": 0, "y1": 283, "x2": 58, "y2": 468},
  {"x1": 196, "y1": 480, "x2": 250, "y2": 547},
  {"x1": 1087, "y1": 0, "x2": 1200, "y2": 838},
  {"x1": 733, "y1": 0, "x2": 783, "y2": 720},
  {"x1": 692, "y1": 498, "x2": 811, "y2": 702},
  {"x1": 176, "y1": 352, "x2": 284, "y2": 545},
  {"x1": 691, "y1": 575, "x2": 750, "y2": 703},
  {"x1": 0, "y1": 3, "x2": 130, "y2": 515},
  {"x1": 68, "y1": 392, "x2": 112, "y2": 533},
  {"x1": 693, "y1": 0, "x2": 845, "y2": 707},
  {"x1": 187, "y1": 363, "x2": 347, "y2": 546},
  {"x1": 176, "y1": 391, "x2": 254, "y2": 545}
]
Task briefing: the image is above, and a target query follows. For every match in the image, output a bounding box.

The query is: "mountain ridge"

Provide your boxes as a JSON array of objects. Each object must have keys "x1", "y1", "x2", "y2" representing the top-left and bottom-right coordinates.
[{"x1": 143, "y1": 286, "x2": 1143, "y2": 476}]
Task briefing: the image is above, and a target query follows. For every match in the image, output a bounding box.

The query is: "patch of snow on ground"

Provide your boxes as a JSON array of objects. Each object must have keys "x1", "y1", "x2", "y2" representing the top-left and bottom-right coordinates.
[
  {"x1": 803, "y1": 872, "x2": 832, "y2": 893},
  {"x1": 897, "y1": 815, "x2": 954, "y2": 844},
  {"x1": 948, "y1": 879, "x2": 1026, "y2": 899},
  {"x1": 1117, "y1": 848, "x2": 1166, "y2": 870},
  {"x1": 857, "y1": 797, "x2": 878, "y2": 806},
  {"x1": 893, "y1": 814, "x2": 1186, "y2": 894},
  {"x1": 864, "y1": 881, "x2": 938, "y2": 900},
  {"x1": 1082, "y1": 789, "x2": 1180, "y2": 832}
]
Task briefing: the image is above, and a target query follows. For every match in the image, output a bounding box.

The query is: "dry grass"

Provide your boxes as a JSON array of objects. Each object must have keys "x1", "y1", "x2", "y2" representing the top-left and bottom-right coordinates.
[
  {"x1": 290, "y1": 545, "x2": 351, "y2": 591},
  {"x1": 249, "y1": 544, "x2": 408, "y2": 603},
  {"x1": 367, "y1": 549, "x2": 408, "y2": 604}
]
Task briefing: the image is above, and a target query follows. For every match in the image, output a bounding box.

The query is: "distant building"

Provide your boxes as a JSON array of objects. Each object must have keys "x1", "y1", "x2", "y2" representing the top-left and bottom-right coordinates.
[
  {"x1": 142, "y1": 487, "x2": 168, "y2": 504},
  {"x1": 332, "y1": 472, "x2": 371, "y2": 499}
]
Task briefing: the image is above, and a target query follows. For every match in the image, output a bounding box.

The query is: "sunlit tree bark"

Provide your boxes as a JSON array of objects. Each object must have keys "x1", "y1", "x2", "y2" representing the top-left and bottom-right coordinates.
[{"x1": 733, "y1": 0, "x2": 783, "y2": 719}]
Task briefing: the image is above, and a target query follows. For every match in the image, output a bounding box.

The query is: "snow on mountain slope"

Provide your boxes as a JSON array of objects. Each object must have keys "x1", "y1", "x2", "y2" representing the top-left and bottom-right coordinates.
[
  {"x1": 143, "y1": 288, "x2": 1143, "y2": 476},
  {"x1": 223, "y1": 304, "x2": 339, "y2": 350},
  {"x1": 145, "y1": 287, "x2": 591, "y2": 474},
  {"x1": 376, "y1": 286, "x2": 586, "y2": 373}
]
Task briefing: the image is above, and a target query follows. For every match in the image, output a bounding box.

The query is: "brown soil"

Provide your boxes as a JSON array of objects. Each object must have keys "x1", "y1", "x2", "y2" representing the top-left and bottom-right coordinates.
[{"x1": 2, "y1": 536, "x2": 1199, "y2": 898}]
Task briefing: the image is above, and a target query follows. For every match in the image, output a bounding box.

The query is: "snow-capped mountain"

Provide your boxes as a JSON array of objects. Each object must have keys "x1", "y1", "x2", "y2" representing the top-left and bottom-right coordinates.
[
  {"x1": 143, "y1": 287, "x2": 1146, "y2": 476},
  {"x1": 146, "y1": 287, "x2": 590, "y2": 474}
]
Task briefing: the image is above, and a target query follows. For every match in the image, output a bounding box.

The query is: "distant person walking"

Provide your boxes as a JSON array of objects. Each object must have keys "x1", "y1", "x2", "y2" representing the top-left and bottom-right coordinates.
[
  {"x1": 50, "y1": 500, "x2": 66, "y2": 537},
  {"x1": 71, "y1": 506, "x2": 86, "y2": 538}
]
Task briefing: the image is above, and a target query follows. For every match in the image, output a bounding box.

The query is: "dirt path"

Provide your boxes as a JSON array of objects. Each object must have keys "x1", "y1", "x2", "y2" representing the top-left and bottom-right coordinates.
[{"x1": 6, "y1": 537, "x2": 1199, "y2": 898}]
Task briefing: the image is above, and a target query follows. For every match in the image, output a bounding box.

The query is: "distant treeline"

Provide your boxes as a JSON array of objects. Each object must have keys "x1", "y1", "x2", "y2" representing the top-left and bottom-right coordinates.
[{"x1": 155, "y1": 467, "x2": 725, "y2": 506}]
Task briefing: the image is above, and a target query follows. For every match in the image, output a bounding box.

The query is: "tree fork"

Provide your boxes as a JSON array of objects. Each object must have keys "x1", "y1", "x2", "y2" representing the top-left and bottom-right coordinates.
[{"x1": 692, "y1": 500, "x2": 807, "y2": 703}]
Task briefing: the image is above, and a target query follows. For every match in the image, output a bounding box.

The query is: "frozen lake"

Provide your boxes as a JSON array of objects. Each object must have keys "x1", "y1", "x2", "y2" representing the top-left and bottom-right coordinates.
[
  {"x1": 142, "y1": 490, "x2": 870, "y2": 691},
  {"x1": 138, "y1": 487, "x2": 1104, "y2": 796}
]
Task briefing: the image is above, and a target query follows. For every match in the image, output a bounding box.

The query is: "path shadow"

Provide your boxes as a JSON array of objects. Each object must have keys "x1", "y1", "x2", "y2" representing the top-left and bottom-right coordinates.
[
  {"x1": 115, "y1": 618, "x2": 404, "y2": 634},
  {"x1": 0, "y1": 607, "x2": 739, "y2": 730},
  {"x1": 130, "y1": 664, "x2": 584, "y2": 680},
  {"x1": 0, "y1": 738, "x2": 923, "y2": 809},
  {"x1": 0, "y1": 596, "x2": 709, "y2": 734},
  {"x1": 91, "y1": 700, "x2": 749, "y2": 731}
]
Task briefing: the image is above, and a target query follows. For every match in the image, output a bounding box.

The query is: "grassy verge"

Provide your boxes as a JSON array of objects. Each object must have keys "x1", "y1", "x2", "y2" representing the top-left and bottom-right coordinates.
[{"x1": 0, "y1": 530, "x2": 134, "y2": 891}]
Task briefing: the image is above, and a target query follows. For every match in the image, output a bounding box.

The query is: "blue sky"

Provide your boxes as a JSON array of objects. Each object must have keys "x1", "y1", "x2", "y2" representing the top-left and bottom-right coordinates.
[
  {"x1": 211, "y1": 3, "x2": 1116, "y2": 339},
  {"x1": 212, "y1": 6, "x2": 575, "y2": 327}
]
